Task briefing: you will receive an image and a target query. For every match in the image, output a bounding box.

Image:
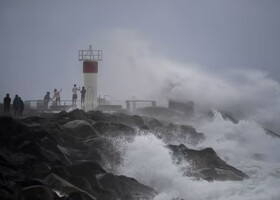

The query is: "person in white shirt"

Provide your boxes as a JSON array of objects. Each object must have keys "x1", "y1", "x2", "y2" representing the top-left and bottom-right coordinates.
[
  {"x1": 72, "y1": 84, "x2": 80, "y2": 105},
  {"x1": 53, "y1": 89, "x2": 62, "y2": 106}
]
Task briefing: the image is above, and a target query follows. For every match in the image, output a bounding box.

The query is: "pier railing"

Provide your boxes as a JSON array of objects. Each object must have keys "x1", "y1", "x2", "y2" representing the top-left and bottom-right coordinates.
[{"x1": 24, "y1": 99, "x2": 157, "y2": 112}]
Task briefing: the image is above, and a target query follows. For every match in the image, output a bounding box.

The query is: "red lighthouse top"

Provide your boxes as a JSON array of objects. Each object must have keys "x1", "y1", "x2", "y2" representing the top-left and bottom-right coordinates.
[
  {"x1": 78, "y1": 45, "x2": 103, "y2": 62},
  {"x1": 83, "y1": 61, "x2": 98, "y2": 73}
]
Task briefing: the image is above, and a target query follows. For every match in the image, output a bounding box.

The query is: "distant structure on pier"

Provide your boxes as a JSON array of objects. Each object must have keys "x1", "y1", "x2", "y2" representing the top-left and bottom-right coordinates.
[{"x1": 78, "y1": 45, "x2": 102, "y2": 111}]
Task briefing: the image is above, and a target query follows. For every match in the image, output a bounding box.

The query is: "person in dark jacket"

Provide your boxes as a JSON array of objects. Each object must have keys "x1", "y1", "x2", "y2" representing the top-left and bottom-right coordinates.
[
  {"x1": 13, "y1": 95, "x2": 20, "y2": 117},
  {"x1": 18, "y1": 97, "x2": 24, "y2": 117},
  {"x1": 44, "y1": 91, "x2": 51, "y2": 109},
  {"x1": 80, "y1": 87, "x2": 86, "y2": 106},
  {"x1": 4, "y1": 93, "x2": 11, "y2": 114}
]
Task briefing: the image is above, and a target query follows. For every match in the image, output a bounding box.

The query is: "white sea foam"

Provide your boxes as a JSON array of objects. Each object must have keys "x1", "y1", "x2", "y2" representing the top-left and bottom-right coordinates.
[{"x1": 119, "y1": 111, "x2": 280, "y2": 200}]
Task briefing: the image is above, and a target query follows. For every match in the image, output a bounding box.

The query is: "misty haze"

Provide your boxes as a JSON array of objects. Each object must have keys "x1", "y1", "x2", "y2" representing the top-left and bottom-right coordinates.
[{"x1": 1, "y1": 1, "x2": 280, "y2": 200}]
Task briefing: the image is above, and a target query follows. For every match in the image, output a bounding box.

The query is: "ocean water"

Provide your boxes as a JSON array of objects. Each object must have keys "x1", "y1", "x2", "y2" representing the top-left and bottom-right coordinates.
[{"x1": 119, "y1": 111, "x2": 280, "y2": 200}]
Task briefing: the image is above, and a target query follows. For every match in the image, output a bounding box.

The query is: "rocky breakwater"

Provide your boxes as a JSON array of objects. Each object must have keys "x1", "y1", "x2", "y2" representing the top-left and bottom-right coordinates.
[
  {"x1": 0, "y1": 110, "x2": 156, "y2": 200},
  {"x1": 0, "y1": 109, "x2": 250, "y2": 199}
]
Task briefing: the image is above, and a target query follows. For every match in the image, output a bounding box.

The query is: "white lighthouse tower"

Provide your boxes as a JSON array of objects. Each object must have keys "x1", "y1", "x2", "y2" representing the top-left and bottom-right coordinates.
[{"x1": 78, "y1": 45, "x2": 102, "y2": 111}]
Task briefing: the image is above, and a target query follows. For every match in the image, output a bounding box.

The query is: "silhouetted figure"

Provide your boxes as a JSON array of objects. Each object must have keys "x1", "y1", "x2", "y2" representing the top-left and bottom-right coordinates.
[
  {"x1": 72, "y1": 84, "x2": 80, "y2": 106},
  {"x1": 80, "y1": 86, "x2": 86, "y2": 106},
  {"x1": 13, "y1": 95, "x2": 20, "y2": 117},
  {"x1": 4, "y1": 93, "x2": 11, "y2": 114},
  {"x1": 44, "y1": 91, "x2": 51, "y2": 109},
  {"x1": 53, "y1": 89, "x2": 62, "y2": 106},
  {"x1": 18, "y1": 97, "x2": 24, "y2": 117}
]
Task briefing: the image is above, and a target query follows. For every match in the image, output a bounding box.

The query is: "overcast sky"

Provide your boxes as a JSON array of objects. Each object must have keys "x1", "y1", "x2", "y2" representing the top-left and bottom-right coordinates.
[
  {"x1": 1, "y1": 0, "x2": 280, "y2": 130},
  {"x1": 1, "y1": 0, "x2": 280, "y2": 99}
]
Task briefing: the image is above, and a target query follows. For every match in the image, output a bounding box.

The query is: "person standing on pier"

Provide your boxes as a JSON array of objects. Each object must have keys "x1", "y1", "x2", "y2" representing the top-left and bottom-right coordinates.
[
  {"x1": 72, "y1": 84, "x2": 80, "y2": 106},
  {"x1": 44, "y1": 91, "x2": 51, "y2": 109},
  {"x1": 3, "y1": 93, "x2": 11, "y2": 114},
  {"x1": 13, "y1": 95, "x2": 20, "y2": 117},
  {"x1": 18, "y1": 97, "x2": 24, "y2": 117},
  {"x1": 53, "y1": 89, "x2": 62, "y2": 106},
  {"x1": 80, "y1": 86, "x2": 86, "y2": 107}
]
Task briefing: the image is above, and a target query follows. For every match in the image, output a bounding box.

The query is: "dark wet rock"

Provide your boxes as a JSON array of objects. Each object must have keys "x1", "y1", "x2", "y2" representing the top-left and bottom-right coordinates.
[
  {"x1": 88, "y1": 110, "x2": 117, "y2": 122},
  {"x1": 0, "y1": 117, "x2": 27, "y2": 146},
  {"x1": 168, "y1": 144, "x2": 249, "y2": 181},
  {"x1": 0, "y1": 149, "x2": 35, "y2": 169},
  {"x1": 67, "y1": 160, "x2": 106, "y2": 178},
  {"x1": 63, "y1": 120, "x2": 99, "y2": 138},
  {"x1": 44, "y1": 173, "x2": 98, "y2": 200},
  {"x1": 67, "y1": 192, "x2": 97, "y2": 200},
  {"x1": 88, "y1": 111, "x2": 145, "y2": 129},
  {"x1": 134, "y1": 113, "x2": 205, "y2": 146},
  {"x1": 82, "y1": 137, "x2": 125, "y2": 172},
  {"x1": 50, "y1": 161, "x2": 111, "y2": 199},
  {"x1": 93, "y1": 122, "x2": 136, "y2": 137},
  {"x1": 17, "y1": 178, "x2": 46, "y2": 188},
  {"x1": 154, "y1": 123, "x2": 205, "y2": 146},
  {"x1": 0, "y1": 117, "x2": 70, "y2": 166},
  {"x1": 18, "y1": 127, "x2": 70, "y2": 166},
  {"x1": 146, "y1": 118, "x2": 164, "y2": 129},
  {"x1": 0, "y1": 114, "x2": 157, "y2": 200},
  {"x1": 21, "y1": 116, "x2": 50, "y2": 125},
  {"x1": 113, "y1": 113, "x2": 145, "y2": 128},
  {"x1": 179, "y1": 125, "x2": 205, "y2": 145},
  {"x1": 22, "y1": 185, "x2": 54, "y2": 200},
  {"x1": 98, "y1": 173, "x2": 157, "y2": 200},
  {"x1": 0, "y1": 162, "x2": 25, "y2": 182},
  {"x1": 53, "y1": 109, "x2": 89, "y2": 124},
  {"x1": 0, "y1": 180, "x2": 23, "y2": 200}
]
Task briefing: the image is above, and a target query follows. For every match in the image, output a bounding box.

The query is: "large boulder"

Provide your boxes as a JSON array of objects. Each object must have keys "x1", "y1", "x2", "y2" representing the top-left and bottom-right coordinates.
[
  {"x1": 93, "y1": 122, "x2": 136, "y2": 138},
  {"x1": 0, "y1": 116, "x2": 27, "y2": 147},
  {"x1": 153, "y1": 123, "x2": 205, "y2": 146},
  {"x1": 98, "y1": 173, "x2": 157, "y2": 200},
  {"x1": 22, "y1": 185, "x2": 54, "y2": 200},
  {"x1": 88, "y1": 111, "x2": 145, "y2": 128},
  {"x1": 88, "y1": 110, "x2": 117, "y2": 122},
  {"x1": 51, "y1": 160, "x2": 111, "y2": 199},
  {"x1": 168, "y1": 144, "x2": 249, "y2": 181},
  {"x1": 82, "y1": 137, "x2": 125, "y2": 172},
  {"x1": 0, "y1": 117, "x2": 70, "y2": 167},
  {"x1": 63, "y1": 120, "x2": 99, "y2": 138},
  {"x1": 146, "y1": 118, "x2": 164, "y2": 129},
  {"x1": 53, "y1": 109, "x2": 89, "y2": 124},
  {"x1": 44, "y1": 173, "x2": 98, "y2": 200},
  {"x1": 113, "y1": 113, "x2": 145, "y2": 128}
]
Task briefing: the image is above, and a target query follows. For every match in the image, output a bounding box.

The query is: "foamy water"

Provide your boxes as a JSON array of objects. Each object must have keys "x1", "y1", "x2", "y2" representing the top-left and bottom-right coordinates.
[{"x1": 119, "y1": 111, "x2": 280, "y2": 200}]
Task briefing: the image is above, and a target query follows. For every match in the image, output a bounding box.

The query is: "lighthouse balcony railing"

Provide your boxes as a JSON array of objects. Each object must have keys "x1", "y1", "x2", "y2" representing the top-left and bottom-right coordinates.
[{"x1": 78, "y1": 50, "x2": 103, "y2": 61}]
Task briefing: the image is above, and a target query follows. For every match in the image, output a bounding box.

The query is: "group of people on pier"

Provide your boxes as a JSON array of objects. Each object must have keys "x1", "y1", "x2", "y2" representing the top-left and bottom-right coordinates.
[
  {"x1": 43, "y1": 84, "x2": 86, "y2": 108},
  {"x1": 2, "y1": 84, "x2": 87, "y2": 116},
  {"x1": 3, "y1": 93, "x2": 24, "y2": 117}
]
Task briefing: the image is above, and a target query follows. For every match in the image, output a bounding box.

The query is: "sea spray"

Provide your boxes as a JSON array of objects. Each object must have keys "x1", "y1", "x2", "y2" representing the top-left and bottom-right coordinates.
[
  {"x1": 195, "y1": 110, "x2": 280, "y2": 164},
  {"x1": 119, "y1": 111, "x2": 280, "y2": 200}
]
